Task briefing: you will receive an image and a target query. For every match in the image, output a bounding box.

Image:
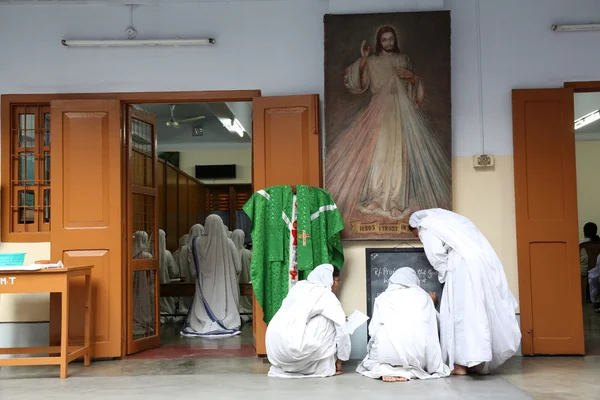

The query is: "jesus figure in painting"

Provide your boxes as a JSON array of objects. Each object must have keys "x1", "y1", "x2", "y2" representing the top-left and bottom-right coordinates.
[{"x1": 326, "y1": 25, "x2": 451, "y2": 222}]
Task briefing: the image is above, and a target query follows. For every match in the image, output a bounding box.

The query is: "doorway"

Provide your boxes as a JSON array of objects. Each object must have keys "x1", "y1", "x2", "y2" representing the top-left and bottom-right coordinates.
[
  {"x1": 573, "y1": 92, "x2": 600, "y2": 355},
  {"x1": 124, "y1": 101, "x2": 255, "y2": 359},
  {"x1": 512, "y1": 82, "x2": 600, "y2": 356}
]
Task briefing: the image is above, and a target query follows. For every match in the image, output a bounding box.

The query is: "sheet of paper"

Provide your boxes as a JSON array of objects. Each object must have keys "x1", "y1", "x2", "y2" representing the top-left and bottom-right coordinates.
[
  {"x1": 0, "y1": 265, "x2": 42, "y2": 271},
  {"x1": 345, "y1": 309, "x2": 369, "y2": 335}
]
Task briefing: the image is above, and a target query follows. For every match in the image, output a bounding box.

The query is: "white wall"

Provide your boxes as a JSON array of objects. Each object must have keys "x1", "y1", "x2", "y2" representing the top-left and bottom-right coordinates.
[
  {"x1": 175, "y1": 147, "x2": 252, "y2": 184},
  {"x1": 576, "y1": 140, "x2": 600, "y2": 239},
  {"x1": 2, "y1": 0, "x2": 600, "y2": 355}
]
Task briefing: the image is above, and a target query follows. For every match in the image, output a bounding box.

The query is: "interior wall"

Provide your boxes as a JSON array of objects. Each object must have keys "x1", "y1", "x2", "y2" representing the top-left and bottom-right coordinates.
[
  {"x1": 575, "y1": 140, "x2": 600, "y2": 239},
  {"x1": 176, "y1": 147, "x2": 252, "y2": 185},
  {"x1": 1, "y1": 0, "x2": 600, "y2": 333}
]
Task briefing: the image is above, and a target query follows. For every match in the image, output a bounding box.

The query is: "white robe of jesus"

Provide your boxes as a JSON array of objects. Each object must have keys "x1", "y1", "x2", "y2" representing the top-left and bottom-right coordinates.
[
  {"x1": 181, "y1": 215, "x2": 241, "y2": 338},
  {"x1": 357, "y1": 268, "x2": 450, "y2": 380},
  {"x1": 266, "y1": 264, "x2": 351, "y2": 379},
  {"x1": 410, "y1": 209, "x2": 521, "y2": 374}
]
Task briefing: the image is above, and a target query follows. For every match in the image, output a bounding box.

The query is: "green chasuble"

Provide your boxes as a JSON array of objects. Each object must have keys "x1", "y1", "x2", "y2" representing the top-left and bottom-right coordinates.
[{"x1": 243, "y1": 185, "x2": 345, "y2": 323}]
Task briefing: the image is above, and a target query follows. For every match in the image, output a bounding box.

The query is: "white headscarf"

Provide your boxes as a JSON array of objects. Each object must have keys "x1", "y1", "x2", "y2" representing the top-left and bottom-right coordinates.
[
  {"x1": 133, "y1": 231, "x2": 151, "y2": 259},
  {"x1": 231, "y1": 229, "x2": 245, "y2": 256},
  {"x1": 307, "y1": 263, "x2": 334, "y2": 288},
  {"x1": 388, "y1": 267, "x2": 420, "y2": 290},
  {"x1": 158, "y1": 229, "x2": 168, "y2": 273},
  {"x1": 179, "y1": 234, "x2": 189, "y2": 249},
  {"x1": 188, "y1": 224, "x2": 204, "y2": 247},
  {"x1": 409, "y1": 209, "x2": 442, "y2": 228}
]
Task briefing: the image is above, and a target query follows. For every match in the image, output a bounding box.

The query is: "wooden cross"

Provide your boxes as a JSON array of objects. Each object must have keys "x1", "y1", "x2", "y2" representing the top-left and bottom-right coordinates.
[{"x1": 298, "y1": 230, "x2": 311, "y2": 246}]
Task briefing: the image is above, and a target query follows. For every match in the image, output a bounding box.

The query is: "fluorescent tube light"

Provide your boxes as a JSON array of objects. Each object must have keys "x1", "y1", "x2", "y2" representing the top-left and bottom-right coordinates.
[
  {"x1": 219, "y1": 118, "x2": 245, "y2": 137},
  {"x1": 552, "y1": 24, "x2": 600, "y2": 32},
  {"x1": 61, "y1": 38, "x2": 216, "y2": 47},
  {"x1": 575, "y1": 110, "x2": 600, "y2": 130}
]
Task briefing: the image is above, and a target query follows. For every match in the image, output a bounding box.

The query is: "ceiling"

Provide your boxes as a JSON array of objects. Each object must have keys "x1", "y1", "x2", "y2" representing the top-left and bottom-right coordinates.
[
  {"x1": 135, "y1": 102, "x2": 252, "y2": 149},
  {"x1": 574, "y1": 92, "x2": 600, "y2": 137}
]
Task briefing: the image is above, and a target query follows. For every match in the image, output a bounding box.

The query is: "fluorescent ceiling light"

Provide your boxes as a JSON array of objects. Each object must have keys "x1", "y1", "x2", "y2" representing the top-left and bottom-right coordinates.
[
  {"x1": 61, "y1": 38, "x2": 215, "y2": 47},
  {"x1": 552, "y1": 24, "x2": 600, "y2": 32},
  {"x1": 220, "y1": 118, "x2": 245, "y2": 138},
  {"x1": 575, "y1": 110, "x2": 600, "y2": 130}
]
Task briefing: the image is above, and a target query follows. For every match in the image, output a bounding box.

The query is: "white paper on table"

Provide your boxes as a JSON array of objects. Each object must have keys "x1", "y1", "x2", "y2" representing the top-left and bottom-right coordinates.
[
  {"x1": 0, "y1": 261, "x2": 64, "y2": 272},
  {"x1": 345, "y1": 310, "x2": 369, "y2": 335}
]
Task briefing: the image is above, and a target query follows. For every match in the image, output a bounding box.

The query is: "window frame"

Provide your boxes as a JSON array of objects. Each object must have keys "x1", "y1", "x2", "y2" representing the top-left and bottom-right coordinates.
[{"x1": 1, "y1": 97, "x2": 51, "y2": 242}]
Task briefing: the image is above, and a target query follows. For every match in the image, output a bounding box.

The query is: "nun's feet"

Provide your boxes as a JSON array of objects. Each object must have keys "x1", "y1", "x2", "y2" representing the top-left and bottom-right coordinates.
[
  {"x1": 451, "y1": 365, "x2": 468, "y2": 375},
  {"x1": 382, "y1": 376, "x2": 408, "y2": 382}
]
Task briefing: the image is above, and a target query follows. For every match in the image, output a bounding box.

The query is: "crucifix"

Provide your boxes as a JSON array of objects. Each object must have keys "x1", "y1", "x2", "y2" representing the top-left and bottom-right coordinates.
[{"x1": 298, "y1": 230, "x2": 311, "y2": 246}]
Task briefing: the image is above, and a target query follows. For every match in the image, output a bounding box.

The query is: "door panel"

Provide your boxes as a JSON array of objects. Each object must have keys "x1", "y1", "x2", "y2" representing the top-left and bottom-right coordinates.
[
  {"x1": 127, "y1": 106, "x2": 160, "y2": 355},
  {"x1": 512, "y1": 88, "x2": 584, "y2": 355},
  {"x1": 49, "y1": 99, "x2": 123, "y2": 358},
  {"x1": 251, "y1": 94, "x2": 322, "y2": 356}
]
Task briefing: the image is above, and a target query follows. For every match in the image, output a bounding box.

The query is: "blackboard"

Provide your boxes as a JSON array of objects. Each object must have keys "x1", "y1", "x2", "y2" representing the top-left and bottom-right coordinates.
[{"x1": 366, "y1": 248, "x2": 444, "y2": 320}]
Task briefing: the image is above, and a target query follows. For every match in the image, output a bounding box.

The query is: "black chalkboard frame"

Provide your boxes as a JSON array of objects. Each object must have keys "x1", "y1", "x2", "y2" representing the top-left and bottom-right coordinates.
[{"x1": 365, "y1": 247, "x2": 443, "y2": 322}]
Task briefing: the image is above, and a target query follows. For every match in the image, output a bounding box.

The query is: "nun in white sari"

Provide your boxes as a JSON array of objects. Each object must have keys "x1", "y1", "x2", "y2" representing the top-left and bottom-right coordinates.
[
  {"x1": 266, "y1": 264, "x2": 351, "y2": 379},
  {"x1": 177, "y1": 225, "x2": 203, "y2": 316},
  {"x1": 357, "y1": 268, "x2": 450, "y2": 382},
  {"x1": 181, "y1": 215, "x2": 241, "y2": 338},
  {"x1": 158, "y1": 229, "x2": 179, "y2": 324},
  {"x1": 409, "y1": 209, "x2": 521, "y2": 375},
  {"x1": 133, "y1": 231, "x2": 154, "y2": 337},
  {"x1": 232, "y1": 229, "x2": 253, "y2": 321}
]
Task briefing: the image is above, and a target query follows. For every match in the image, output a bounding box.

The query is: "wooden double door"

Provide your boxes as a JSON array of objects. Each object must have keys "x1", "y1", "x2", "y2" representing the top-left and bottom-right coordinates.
[{"x1": 48, "y1": 93, "x2": 321, "y2": 358}]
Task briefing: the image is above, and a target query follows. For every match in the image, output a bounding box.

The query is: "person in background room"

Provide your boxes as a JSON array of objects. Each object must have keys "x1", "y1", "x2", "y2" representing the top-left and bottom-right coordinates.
[
  {"x1": 266, "y1": 264, "x2": 350, "y2": 378},
  {"x1": 158, "y1": 229, "x2": 179, "y2": 324},
  {"x1": 357, "y1": 268, "x2": 450, "y2": 382},
  {"x1": 181, "y1": 215, "x2": 241, "y2": 338},
  {"x1": 409, "y1": 209, "x2": 521, "y2": 375},
  {"x1": 232, "y1": 229, "x2": 253, "y2": 322}
]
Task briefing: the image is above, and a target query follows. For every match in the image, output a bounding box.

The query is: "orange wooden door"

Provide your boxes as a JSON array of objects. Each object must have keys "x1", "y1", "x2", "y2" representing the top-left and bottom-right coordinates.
[
  {"x1": 512, "y1": 88, "x2": 584, "y2": 355},
  {"x1": 251, "y1": 94, "x2": 322, "y2": 356},
  {"x1": 126, "y1": 106, "x2": 161, "y2": 354},
  {"x1": 49, "y1": 99, "x2": 123, "y2": 358}
]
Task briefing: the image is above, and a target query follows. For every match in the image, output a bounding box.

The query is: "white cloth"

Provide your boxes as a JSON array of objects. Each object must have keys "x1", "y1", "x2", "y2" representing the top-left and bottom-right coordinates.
[
  {"x1": 410, "y1": 209, "x2": 521, "y2": 374},
  {"x1": 181, "y1": 215, "x2": 241, "y2": 338},
  {"x1": 588, "y1": 254, "x2": 600, "y2": 303},
  {"x1": 158, "y1": 229, "x2": 179, "y2": 323},
  {"x1": 232, "y1": 229, "x2": 253, "y2": 318},
  {"x1": 266, "y1": 264, "x2": 351, "y2": 379},
  {"x1": 132, "y1": 231, "x2": 154, "y2": 337},
  {"x1": 357, "y1": 268, "x2": 450, "y2": 380},
  {"x1": 177, "y1": 226, "x2": 203, "y2": 316}
]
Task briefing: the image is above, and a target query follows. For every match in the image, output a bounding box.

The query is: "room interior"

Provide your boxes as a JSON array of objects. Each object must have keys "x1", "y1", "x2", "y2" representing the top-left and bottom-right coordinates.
[
  {"x1": 129, "y1": 100, "x2": 255, "y2": 358},
  {"x1": 574, "y1": 92, "x2": 600, "y2": 355}
]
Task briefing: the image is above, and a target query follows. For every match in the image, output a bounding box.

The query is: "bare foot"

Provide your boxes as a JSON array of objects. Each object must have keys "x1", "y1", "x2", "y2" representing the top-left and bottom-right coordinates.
[
  {"x1": 382, "y1": 376, "x2": 408, "y2": 382},
  {"x1": 390, "y1": 208, "x2": 403, "y2": 218},
  {"x1": 451, "y1": 365, "x2": 468, "y2": 375},
  {"x1": 335, "y1": 370, "x2": 344, "y2": 376},
  {"x1": 365, "y1": 201, "x2": 381, "y2": 210}
]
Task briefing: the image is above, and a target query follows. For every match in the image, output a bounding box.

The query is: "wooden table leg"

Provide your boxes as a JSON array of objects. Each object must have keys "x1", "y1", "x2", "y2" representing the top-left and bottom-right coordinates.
[
  {"x1": 60, "y1": 282, "x2": 70, "y2": 379},
  {"x1": 84, "y1": 272, "x2": 92, "y2": 366}
]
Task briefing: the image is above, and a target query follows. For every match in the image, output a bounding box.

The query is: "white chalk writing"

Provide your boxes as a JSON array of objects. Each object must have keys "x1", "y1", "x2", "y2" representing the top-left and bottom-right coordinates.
[{"x1": 0, "y1": 277, "x2": 16, "y2": 285}]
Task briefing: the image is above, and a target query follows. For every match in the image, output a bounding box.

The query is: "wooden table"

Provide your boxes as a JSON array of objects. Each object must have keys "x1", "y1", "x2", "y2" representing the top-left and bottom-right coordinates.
[{"x1": 0, "y1": 265, "x2": 93, "y2": 379}]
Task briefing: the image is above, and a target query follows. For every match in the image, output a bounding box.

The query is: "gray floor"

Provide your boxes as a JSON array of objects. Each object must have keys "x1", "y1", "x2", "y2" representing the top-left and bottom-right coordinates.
[{"x1": 3, "y1": 312, "x2": 600, "y2": 399}]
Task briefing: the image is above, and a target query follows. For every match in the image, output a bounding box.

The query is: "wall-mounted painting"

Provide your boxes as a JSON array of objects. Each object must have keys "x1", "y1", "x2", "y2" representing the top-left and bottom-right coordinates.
[
  {"x1": 158, "y1": 151, "x2": 180, "y2": 169},
  {"x1": 324, "y1": 11, "x2": 452, "y2": 240}
]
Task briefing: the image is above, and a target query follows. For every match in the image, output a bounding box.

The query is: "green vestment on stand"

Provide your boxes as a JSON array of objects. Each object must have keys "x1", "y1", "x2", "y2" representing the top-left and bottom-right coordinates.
[{"x1": 243, "y1": 185, "x2": 345, "y2": 323}]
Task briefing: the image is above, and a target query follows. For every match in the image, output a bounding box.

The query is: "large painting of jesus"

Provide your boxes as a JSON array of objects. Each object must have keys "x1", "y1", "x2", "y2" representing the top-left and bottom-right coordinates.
[{"x1": 324, "y1": 11, "x2": 452, "y2": 240}]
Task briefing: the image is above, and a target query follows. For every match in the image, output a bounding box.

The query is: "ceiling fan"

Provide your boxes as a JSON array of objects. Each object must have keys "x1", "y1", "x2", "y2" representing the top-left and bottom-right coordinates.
[{"x1": 165, "y1": 104, "x2": 206, "y2": 128}]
